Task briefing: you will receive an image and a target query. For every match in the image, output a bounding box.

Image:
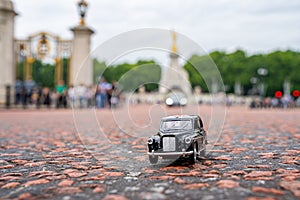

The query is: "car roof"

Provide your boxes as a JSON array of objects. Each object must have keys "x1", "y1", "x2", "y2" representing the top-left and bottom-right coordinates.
[
  {"x1": 161, "y1": 115, "x2": 199, "y2": 121},
  {"x1": 167, "y1": 92, "x2": 185, "y2": 97}
]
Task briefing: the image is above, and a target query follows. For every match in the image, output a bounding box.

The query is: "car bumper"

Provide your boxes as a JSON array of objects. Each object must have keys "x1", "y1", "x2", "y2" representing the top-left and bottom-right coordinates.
[{"x1": 147, "y1": 150, "x2": 193, "y2": 156}]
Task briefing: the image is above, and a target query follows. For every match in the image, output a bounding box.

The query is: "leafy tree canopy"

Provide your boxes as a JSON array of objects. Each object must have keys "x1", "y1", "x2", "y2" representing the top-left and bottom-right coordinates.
[
  {"x1": 94, "y1": 59, "x2": 161, "y2": 92},
  {"x1": 184, "y1": 50, "x2": 300, "y2": 96}
]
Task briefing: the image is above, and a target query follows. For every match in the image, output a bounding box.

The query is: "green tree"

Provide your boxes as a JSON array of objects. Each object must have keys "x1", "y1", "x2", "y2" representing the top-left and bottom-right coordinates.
[
  {"x1": 93, "y1": 59, "x2": 161, "y2": 92},
  {"x1": 184, "y1": 49, "x2": 300, "y2": 96},
  {"x1": 31, "y1": 60, "x2": 55, "y2": 88}
]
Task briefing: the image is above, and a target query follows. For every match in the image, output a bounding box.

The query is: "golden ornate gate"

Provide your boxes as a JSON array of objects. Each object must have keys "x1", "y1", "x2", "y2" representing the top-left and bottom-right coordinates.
[{"x1": 15, "y1": 31, "x2": 72, "y2": 85}]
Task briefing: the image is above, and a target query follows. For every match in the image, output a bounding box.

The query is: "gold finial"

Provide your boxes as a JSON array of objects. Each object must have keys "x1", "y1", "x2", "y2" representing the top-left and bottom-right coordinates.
[
  {"x1": 55, "y1": 57, "x2": 60, "y2": 64},
  {"x1": 171, "y1": 30, "x2": 177, "y2": 53},
  {"x1": 26, "y1": 56, "x2": 34, "y2": 64}
]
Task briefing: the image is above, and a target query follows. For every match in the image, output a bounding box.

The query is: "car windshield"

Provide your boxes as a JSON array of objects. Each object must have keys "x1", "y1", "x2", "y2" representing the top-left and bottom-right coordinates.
[
  {"x1": 160, "y1": 120, "x2": 193, "y2": 132},
  {"x1": 167, "y1": 92, "x2": 185, "y2": 99}
]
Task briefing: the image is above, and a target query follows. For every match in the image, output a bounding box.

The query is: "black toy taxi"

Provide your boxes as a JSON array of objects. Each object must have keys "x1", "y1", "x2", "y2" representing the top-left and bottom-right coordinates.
[{"x1": 147, "y1": 115, "x2": 207, "y2": 164}]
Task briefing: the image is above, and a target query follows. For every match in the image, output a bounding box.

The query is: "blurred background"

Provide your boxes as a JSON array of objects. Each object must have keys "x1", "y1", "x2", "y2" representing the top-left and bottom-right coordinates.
[{"x1": 1, "y1": 0, "x2": 300, "y2": 109}]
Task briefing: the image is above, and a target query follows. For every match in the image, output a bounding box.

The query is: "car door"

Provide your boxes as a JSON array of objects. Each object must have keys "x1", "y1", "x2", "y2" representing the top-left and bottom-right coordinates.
[{"x1": 192, "y1": 118, "x2": 201, "y2": 152}]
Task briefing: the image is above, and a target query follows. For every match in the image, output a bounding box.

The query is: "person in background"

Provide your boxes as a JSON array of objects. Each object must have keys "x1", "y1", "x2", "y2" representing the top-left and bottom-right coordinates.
[
  {"x1": 85, "y1": 85, "x2": 94, "y2": 108},
  {"x1": 24, "y1": 78, "x2": 36, "y2": 105},
  {"x1": 41, "y1": 87, "x2": 51, "y2": 108},
  {"x1": 68, "y1": 84, "x2": 75, "y2": 108},
  {"x1": 55, "y1": 80, "x2": 67, "y2": 108},
  {"x1": 31, "y1": 86, "x2": 41, "y2": 108},
  {"x1": 14, "y1": 78, "x2": 23, "y2": 105},
  {"x1": 110, "y1": 80, "x2": 121, "y2": 108},
  {"x1": 21, "y1": 85, "x2": 27, "y2": 109},
  {"x1": 96, "y1": 77, "x2": 111, "y2": 108},
  {"x1": 75, "y1": 83, "x2": 86, "y2": 108}
]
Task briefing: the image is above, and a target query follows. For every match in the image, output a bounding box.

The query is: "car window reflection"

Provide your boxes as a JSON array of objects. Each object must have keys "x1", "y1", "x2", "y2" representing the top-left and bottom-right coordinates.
[{"x1": 160, "y1": 120, "x2": 192, "y2": 131}]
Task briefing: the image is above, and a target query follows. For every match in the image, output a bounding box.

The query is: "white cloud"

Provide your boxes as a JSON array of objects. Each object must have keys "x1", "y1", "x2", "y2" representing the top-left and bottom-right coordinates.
[{"x1": 12, "y1": 0, "x2": 300, "y2": 54}]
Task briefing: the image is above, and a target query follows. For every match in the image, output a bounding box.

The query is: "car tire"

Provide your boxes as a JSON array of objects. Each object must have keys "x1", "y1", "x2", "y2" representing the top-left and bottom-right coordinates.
[
  {"x1": 189, "y1": 142, "x2": 197, "y2": 164},
  {"x1": 149, "y1": 156, "x2": 158, "y2": 164}
]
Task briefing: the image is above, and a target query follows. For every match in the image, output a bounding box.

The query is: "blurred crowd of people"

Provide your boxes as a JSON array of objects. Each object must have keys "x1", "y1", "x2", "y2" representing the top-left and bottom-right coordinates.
[
  {"x1": 14, "y1": 78, "x2": 122, "y2": 109},
  {"x1": 249, "y1": 96, "x2": 300, "y2": 109},
  {"x1": 12, "y1": 78, "x2": 300, "y2": 110}
]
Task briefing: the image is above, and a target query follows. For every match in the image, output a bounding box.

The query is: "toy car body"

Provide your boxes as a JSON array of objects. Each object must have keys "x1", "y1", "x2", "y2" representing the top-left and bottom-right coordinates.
[{"x1": 147, "y1": 115, "x2": 207, "y2": 164}]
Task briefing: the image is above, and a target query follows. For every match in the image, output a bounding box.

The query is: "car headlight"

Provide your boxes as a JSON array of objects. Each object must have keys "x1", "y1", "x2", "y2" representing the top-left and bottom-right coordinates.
[
  {"x1": 148, "y1": 138, "x2": 153, "y2": 145},
  {"x1": 166, "y1": 98, "x2": 174, "y2": 105},
  {"x1": 180, "y1": 98, "x2": 187, "y2": 105},
  {"x1": 184, "y1": 137, "x2": 191, "y2": 144}
]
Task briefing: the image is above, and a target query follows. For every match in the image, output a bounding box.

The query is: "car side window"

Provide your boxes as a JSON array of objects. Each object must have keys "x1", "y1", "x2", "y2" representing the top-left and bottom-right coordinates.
[
  {"x1": 198, "y1": 118, "x2": 203, "y2": 128},
  {"x1": 194, "y1": 119, "x2": 200, "y2": 130},
  {"x1": 194, "y1": 120, "x2": 198, "y2": 130},
  {"x1": 197, "y1": 119, "x2": 203, "y2": 130}
]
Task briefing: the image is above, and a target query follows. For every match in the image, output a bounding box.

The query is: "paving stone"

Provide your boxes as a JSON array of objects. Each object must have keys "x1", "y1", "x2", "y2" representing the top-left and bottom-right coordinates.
[
  {"x1": 154, "y1": 182, "x2": 170, "y2": 187},
  {"x1": 45, "y1": 174, "x2": 67, "y2": 181},
  {"x1": 244, "y1": 171, "x2": 273, "y2": 179},
  {"x1": 280, "y1": 181, "x2": 300, "y2": 197},
  {"x1": 58, "y1": 180, "x2": 74, "y2": 187},
  {"x1": 66, "y1": 172, "x2": 87, "y2": 178},
  {"x1": 166, "y1": 171, "x2": 202, "y2": 177},
  {"x1": 28, "y1": 171, "x2": 54, "y2": 177},
  {"x1": 24, "y1": 178, "x2": 49, "y2": 187},
  {"x1": 214, "y1": 156, "x2": 232, "y2": 161},
  {"x1": 245, "y1": 165, "x2": 270, "y2": 169},
  {"x1": 252, "y1": 187, "x2": 284, "y2": 195},
  {"x1": 104, "y1": 172, "x2": 124, "y2": 177},
  {"x1": 139, "y1": 192, "x2": 167, "y2": 200},
  {"x1": 174, "y1": 177, "x2": 186, "y2": 184},
  {"x1": 11, "y1": 159, "x2": 27, "y2": 165},
  {"x1": 1, "y1": 172, "x2": 23, "y2": 177},
  {"x1": 0, "y1": 164, "x2": 14, "y2": 169},
  {"x1": 150, "y1": 186, "x2": 165, "y2": 193},
  {"x1": 17, "y1": 192, "x2": 33, "y2": 200},
  {"x1": 93, "y1": 186, "x2": 105, "y2": 193},
  {"x1": 1, "y1": 182, "x2": 20, "y2": 188},
  {"x1": 127, "y1": 171, "x2": 141, "y2": 177},
  {"x1": 54, "y1": 187, "x2": 83, "y2": 194},
  {"x1": 103, "y1": 194, "x2": 129, "y2": 200},
  {"x1": 24, "y1": 161, "x2": 47, "y2": 167},
  {"x1": 0, "y1": 176, "x2": 22, "y2": 181},
  {"x1": 109, "y1": 189, "x2": 118, "y2": 194},
  {"x1": 164, "y1": 189, "x2": 175, "y2": 194},
  {"x1": 183, "y1": 183, "x2": 210, "y2": 189},
  {"x1": 216, "y1": 180, "x2": 239, "y2": 188},
  {"x1": 124, "y1": 176, "x2": 138, "y2": 181},
  {"x1": 124, "y1": 186, "x2": 140, "y2": 192},
  {"x1": 246, "y1": 197, "x2": 277, "y2": 200}
]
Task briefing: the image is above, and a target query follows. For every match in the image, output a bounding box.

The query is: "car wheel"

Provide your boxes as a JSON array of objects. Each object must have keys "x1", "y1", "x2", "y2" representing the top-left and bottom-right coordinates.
[
  {"x1": 189, "y1": 142, "x2": 197, "y2": 164},
  {"x1": 149, "y1": 156, "x2": 158, "y2": 164}
]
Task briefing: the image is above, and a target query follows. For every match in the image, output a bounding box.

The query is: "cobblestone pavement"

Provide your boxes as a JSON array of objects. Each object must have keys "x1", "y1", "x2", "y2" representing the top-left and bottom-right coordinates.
[{"x1": 0, "y1": 105, "x2": 300, "y2": 200}]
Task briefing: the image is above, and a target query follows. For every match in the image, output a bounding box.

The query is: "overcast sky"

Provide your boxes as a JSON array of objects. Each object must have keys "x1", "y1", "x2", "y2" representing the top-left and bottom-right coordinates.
[{"x1": 13, "y1": 0, "x2": 300, "y2": 56}]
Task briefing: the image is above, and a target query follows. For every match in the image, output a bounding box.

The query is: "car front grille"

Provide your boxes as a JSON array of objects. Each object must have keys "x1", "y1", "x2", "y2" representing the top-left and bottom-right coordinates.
[{"x1": 163, "y1": 137, "x2": 176, "y2": 151}]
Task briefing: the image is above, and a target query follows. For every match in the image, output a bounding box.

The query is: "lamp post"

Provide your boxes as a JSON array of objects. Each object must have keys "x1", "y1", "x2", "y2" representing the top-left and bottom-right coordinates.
[
  {"x1": 257, "y1": 67, "x2": 268, "y2": 97},
  {"x1": 77, "y1": 0, "x2": 88, "y2": 26},
  {"x1": 249, "y1": 77, "x2": 258, "y2": 95},
  {"x1": 70, "y1": 0, "x2": 94, "y2": 86},
  {"x1": 25, "y1": 56, "x2": 35, "y2": 81},
  {"x1": 257, "y1": 68, "x2": 268, "y2": 76}
]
